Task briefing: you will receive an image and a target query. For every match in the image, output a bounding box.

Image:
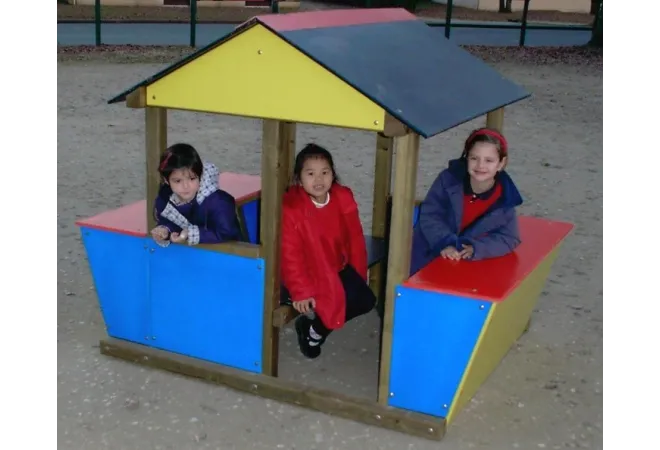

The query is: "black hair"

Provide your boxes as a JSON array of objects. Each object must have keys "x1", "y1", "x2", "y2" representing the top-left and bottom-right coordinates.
[
  {"x1": 292, "y1": 143, "x2": 340, "y2": 185},
  {"x1": 158, "y1": 143, "x2": 204, "y2": 182}
]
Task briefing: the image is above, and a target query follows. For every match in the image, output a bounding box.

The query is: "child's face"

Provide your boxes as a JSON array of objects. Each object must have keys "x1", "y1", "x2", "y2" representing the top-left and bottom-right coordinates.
[
  {"x1": 166, "y1": 167, "x2": 200, "y2": 202},
  {"x1": 467, "y1": 142, "x2": 506, "y2": 184},
  {"x1": 300, "y1": 157, "x2": 333, "y2": 202}
]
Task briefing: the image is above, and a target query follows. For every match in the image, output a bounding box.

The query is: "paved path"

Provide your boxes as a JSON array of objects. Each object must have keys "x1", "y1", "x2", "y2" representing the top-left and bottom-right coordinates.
[{"x1": 57, "y1": 21, "x2": 591, "y2": 47}]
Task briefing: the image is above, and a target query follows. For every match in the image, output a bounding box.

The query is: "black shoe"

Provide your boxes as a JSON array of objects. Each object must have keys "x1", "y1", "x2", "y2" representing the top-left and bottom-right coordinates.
[{"x1": 295, "y1": 316, "x2": 322, "y2": 359}]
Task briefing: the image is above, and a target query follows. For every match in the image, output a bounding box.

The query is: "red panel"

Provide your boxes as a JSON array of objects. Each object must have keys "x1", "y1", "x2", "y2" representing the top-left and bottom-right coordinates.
[
  {"x1": 76, "y1": 200, "x2": 149, "y2": 237},
  {"x1": 258, "y1": 8, "x2": 417, "y2": 32},
  {"x1": 218, "y1": 172, "x2": 261, "y2": 204},
  {"x1": 403, "y1": 216, "x2": 574, "y2": 302},
  {"x1": 75, "y1": 172, "x2": 261, "y2": 237}
]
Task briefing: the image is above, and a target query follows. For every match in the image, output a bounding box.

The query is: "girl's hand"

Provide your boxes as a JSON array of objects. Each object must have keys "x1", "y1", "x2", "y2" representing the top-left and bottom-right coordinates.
[
  {"x1": 460, "y1": 245, "x2": 474, "y2": 260},
  {"x1": 151, "y1": 226, "x2": 169, "y2": 242},
  {"x1": 170, "y1": 229, "x2": 188, "y2": 244},
  {"x1": 440, "y1": 246, "x2": 461, "y2": 260},
  {"x1": 292, "y1": 298, "x2": 316, "y2": 314}
]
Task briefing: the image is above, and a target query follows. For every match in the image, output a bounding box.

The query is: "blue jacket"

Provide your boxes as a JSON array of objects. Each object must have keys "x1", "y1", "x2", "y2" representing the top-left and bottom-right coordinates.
[
  {"x1": 153, "y1": 162, "x2": 243, "y2": 246},
  {"x1": 409, "y1": 158, "x2": 523, "y2": 276}
]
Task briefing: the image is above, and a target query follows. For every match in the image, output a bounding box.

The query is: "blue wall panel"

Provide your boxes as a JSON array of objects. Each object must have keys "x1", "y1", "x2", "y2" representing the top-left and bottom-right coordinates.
[
  {"x1": 241, "y1": 199, "x2": 259, "y2": 245},
  {"x1": 147, "y1": 243, "x2": 265, "y2": 373},
  {"x1": 80, "y1": 228, "x2": 150, "y2": 344},
  {"x1": 388, "y1": 285, "x2": 490, "y2": 418}
]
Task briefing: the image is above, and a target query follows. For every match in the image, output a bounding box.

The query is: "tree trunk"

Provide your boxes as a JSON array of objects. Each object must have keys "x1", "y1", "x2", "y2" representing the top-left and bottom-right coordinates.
[{"x1": 589, "y1": 0, "x2": 607, "y2": 48}]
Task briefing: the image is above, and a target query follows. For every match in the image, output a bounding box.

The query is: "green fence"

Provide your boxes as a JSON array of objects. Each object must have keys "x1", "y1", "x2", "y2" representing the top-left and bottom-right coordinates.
[{"x1": 87, "y1": 0, "x2": 600, "y2": 49}]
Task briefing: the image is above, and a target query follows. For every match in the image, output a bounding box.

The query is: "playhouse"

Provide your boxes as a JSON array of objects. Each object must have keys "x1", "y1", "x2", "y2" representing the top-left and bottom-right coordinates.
[{"x1": 75, "y1": 8, "x2": 574, "y2": 440}]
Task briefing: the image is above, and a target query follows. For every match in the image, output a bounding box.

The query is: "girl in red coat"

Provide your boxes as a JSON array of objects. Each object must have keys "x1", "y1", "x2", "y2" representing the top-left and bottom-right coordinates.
[{"x1": 281, "y1": 144, "x2": 376, "y2": 359}]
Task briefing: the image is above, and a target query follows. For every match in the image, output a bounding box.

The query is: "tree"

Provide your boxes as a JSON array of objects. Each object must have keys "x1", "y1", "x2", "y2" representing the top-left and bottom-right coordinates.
[
  {"x1": 499, "y1": 0, "x2": 513, "y2": 13},
  {"x1": 589, "y1": 1, "x2": 602, "y2": 47}
]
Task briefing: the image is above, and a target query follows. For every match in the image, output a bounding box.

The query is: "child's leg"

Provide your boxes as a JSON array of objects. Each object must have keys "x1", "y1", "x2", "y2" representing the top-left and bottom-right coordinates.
[
  {"x1": 294, "y1": 266, "x2": 375, "y2": 359},
  {"x1": 340, "y1": 265, "x2": 377, "y2": 322}
]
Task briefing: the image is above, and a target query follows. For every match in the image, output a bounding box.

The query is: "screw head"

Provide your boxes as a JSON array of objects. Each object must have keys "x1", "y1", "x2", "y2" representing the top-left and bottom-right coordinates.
[
  {"x1": 389, "y1": 392, "x2": 394, "y2": 397},
  {"x1": 257, "y1": 49, "x2": 263, "y2": 54}
]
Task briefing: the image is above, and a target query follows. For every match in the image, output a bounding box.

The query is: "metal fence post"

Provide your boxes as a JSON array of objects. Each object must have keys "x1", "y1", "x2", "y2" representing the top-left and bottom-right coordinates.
[
  {"x1": 519, "y1": 0, "x2": 531, "y2": 47},
  {"x1": 190, "y1": 0, "x2": 197, "y2": 48},
  {"x1": 95, "y1": 0, "x2": 101, "y2": 46},
  {"x1": 445, "y1": 0, "x2": 453, "y2": 39}
]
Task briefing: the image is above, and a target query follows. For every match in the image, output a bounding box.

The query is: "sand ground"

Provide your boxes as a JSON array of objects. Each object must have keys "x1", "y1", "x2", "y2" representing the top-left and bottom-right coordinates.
[{"x1": 57, "y1": 57, "x2": 602, "y2": 449}]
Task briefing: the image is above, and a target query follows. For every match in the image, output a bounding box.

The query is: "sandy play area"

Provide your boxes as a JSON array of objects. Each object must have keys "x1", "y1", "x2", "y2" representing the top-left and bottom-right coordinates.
[{"x1": 57, "y1": 51, "x2": 602, "y2": 449}]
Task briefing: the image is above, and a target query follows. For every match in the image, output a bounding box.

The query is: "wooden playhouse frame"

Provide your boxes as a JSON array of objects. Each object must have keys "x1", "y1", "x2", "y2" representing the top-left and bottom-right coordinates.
[{"x1": 76, "y1": 8, "x2": 574, "y2": 441}]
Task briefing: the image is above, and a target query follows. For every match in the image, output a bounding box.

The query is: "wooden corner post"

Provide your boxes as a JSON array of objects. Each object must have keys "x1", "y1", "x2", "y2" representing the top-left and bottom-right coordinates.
[
  {"x1": 486, "y1": 107, "x2": 505, "y2": 132},
  {"x1": 280, "y1": 121, "x2": 296, "y2": 189},
  {"x1": 377, "y1": 131, "x2": 420, "y2": 404},
  {"x1": 145, "y1": 107, "x2": 168, "y2": 232},
  {"x1": 369, "y1": 133, "x2": 394, "y2": 300},
  {"x1": 260, "y1": 120, "x2": 294, "y2": 377}
]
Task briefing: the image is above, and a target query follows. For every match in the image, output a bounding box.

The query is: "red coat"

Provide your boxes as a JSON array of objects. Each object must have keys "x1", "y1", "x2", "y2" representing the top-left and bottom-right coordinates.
[{"x1": 280, "y1": 184, "x2": 368, "y2": 329}]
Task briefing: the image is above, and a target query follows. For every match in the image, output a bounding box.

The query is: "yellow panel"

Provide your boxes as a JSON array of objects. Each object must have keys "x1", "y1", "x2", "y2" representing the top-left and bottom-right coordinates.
[
  {"x1": 446, "y1": 247, "x2": 561, "y2": 424},
  {"x1": 146, "y1": 25, "x2": 385, "y2": 132}
]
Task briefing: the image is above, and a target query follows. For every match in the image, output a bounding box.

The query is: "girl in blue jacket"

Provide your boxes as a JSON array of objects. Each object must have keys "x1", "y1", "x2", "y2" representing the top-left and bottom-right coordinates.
[
  {"x1": 409, "y1": 128, "x2": 523, "y2": 276},
  {"x1": 151, "y1": 143, "x2": 243, "y2": 247}
]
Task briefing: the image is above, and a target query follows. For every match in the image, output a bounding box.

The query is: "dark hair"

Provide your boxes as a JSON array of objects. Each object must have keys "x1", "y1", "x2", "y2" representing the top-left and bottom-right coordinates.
[
  {"x1": 462, "y1": 127, "x2": 508, "y2": 161},
  {"x1": 292, "y1": 143, "x2": 340, "y2": 185},
  {"x1": 158, "y1": 143, "x2": 204, "y2": 182}
]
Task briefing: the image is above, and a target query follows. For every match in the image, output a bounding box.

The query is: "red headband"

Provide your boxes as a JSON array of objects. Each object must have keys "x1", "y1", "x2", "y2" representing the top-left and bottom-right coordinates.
[
  {"x1": 159, "y1": 152, "x2": 172, "y2": 171},
  {"x1": 463, "y1": 129, "x2": 508, "y2": 157}
]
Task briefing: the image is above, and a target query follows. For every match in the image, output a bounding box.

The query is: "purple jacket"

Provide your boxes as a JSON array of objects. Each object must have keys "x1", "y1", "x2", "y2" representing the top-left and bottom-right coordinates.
[
  {"x1": 409, "y1": 158, "x2": 523, "y2": 276},
  {"x1": 153, "y1": 162, "x2": 243, "y2": 246}
]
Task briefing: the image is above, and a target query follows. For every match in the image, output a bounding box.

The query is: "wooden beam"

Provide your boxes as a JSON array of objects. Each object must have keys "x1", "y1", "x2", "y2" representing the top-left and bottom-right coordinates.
[
  {"x1": 383, "y1": 113, "x2": 409, "y2": 137},
  {"x1": 369, "y1": 133, "x2": 394, "y2": 302},
  {"x1": 145, "y1": 107, "x2": 168, "y2": 232},
  {"x1": 272, "y1": 304, "x2": 297, "y2": 328},
  {"x1": 260, "y1": 120, "x2": 288, "y2": 377},
  {"x1": 486, "y1": 107, "x2": 505, "y2": 132},
  {"x1": 268, "y1": 122, "x2": 297, "y2": 330},
  {"x1": 126, "y1": 87, "x2": 146, "y2": 109},
  {"x1": 100, "y1": 338, "x2": 446, "y2": 441},
  {"x1": 195, "y1": 242, "x2": 261, "y2": 259},
  {"x1": 377, "y1": 132, "x2": 420, "y2": 405},
  {"x1": 279, "y1": 121, "x2": 296, "y2": 188}
]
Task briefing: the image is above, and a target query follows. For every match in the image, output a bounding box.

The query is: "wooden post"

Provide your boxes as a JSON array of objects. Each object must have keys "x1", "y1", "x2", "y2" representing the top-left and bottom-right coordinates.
[
  {"x1": 279, "y1": 121, "x2": 296, "y2": 189},
  {"x1": 369, "y1": 133, "x2": 394, "y2": 299},
  {"x1": 486, "y1": 107, "x2": 504, "y2": 132},
  {"x1": 260, "y1": 120, "x2": 290, "y2": 377},
  {"x1": 377, "y1": 132, "x2": 420, "y2": 405},
  {"x1": 145, "y1": 107, "x2": 168, "y2": 232}
]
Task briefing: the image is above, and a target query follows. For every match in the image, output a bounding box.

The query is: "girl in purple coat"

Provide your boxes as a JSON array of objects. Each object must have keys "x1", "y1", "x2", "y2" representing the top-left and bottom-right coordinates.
[
  {"x1": 150, "y1": 143, "x2": 243, "y2": 247},
  {"x1": 409, "y1": 128, "x2": 523, "y2": 276}
]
